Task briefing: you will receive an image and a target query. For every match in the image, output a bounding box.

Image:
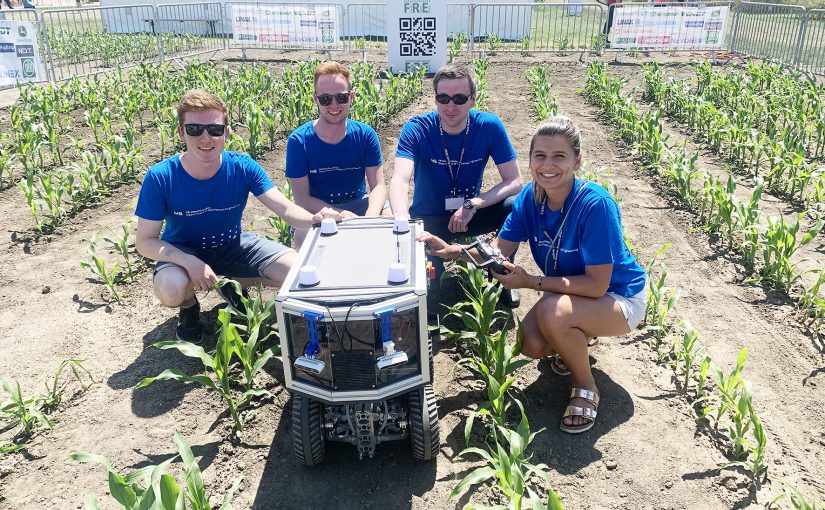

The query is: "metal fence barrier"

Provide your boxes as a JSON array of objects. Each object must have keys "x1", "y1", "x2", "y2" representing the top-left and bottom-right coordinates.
[
  {"x1": 728, "y1": 2, "x2": 807, "y2": 66},
  {"x1": 2, "y1": 0, "x2": 825, "y2": 91},
  {"x1": 471, "y1": 2, "x2": 605, "y2": 53},
  {"x1": 797, "y1": 8, "x2": 825, "y2": 74},
  {"x1": 156, "y1": 2, "x2": 226, "y2": 60},
  {"x1": 223, "y1": 2, "x2": 345, "y2": 53}
]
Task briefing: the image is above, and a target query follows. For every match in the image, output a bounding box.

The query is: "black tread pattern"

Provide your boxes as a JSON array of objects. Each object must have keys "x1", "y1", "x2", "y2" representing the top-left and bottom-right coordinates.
[
  {"x1": 409, "y1": 384, "x2": 440, "y2": 461},
  {"x1": 291, "y1": 394, "x2": 325, "y2": 466}
]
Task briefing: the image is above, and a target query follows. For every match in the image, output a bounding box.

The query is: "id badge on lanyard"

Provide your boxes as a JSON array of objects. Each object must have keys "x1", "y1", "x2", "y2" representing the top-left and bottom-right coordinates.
[
  {"x1": 440, "y1": 116, "x2": 470, "y2": 212},
  {"x1": 445, "y1": 196, "x2": 464, "y2": 211}
]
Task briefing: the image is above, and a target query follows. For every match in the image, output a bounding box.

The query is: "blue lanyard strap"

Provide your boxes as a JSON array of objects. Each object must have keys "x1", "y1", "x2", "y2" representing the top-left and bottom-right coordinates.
[{"x1": 438, "y1": 116, "x2": 470, "y2": 196}]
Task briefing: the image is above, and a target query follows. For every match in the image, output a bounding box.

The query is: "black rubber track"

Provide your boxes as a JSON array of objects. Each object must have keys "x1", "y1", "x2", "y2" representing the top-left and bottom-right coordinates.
[
  {"x1": 409, "y1": 384, "x2": 440, "y2": 461},
  {"x1": 291, "y1": 394, "x2": 325, "y2": 466}
]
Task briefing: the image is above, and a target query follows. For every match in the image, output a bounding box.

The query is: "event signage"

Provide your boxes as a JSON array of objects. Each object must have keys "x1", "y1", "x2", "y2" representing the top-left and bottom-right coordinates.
[
  {"x1": 231, "y1": 4, "x2": 338, "y2": 48},
  {"x1": 0, "y1": 21, "x2": 42, "y2": 87},
  {"x1": 387, "y1": 0, "x2": 446, "y2": 73},
  {"x1": 610, "y1": 5, "x2": 729, "y2": 49}
]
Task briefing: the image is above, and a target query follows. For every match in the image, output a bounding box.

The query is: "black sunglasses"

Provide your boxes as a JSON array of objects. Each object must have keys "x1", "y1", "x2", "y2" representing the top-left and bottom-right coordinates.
[
  {"x1": 183, "y1": 123, "x2": 226, "y2": 137},
  {"x1": 316, "y1": 93, "x2": 350, "y2": 106},
  {"x1": 435, "y1": 93, "x2": 471, "y2": 105}
]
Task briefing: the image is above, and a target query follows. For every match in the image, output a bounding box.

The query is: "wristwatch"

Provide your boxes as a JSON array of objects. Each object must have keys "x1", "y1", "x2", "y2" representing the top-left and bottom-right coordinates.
[{"x1": 463, "y1": 198, "x2": 475, "y2": 210}]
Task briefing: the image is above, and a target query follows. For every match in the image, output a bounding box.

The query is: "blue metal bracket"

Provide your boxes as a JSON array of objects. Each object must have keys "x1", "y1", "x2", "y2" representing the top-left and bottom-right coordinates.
[
  {"x1": 302, "y1": 311, "x2": 324, "y2": 357},
  {"x1": 373, "y1": 307, "x2": 396, "y2": 344}
]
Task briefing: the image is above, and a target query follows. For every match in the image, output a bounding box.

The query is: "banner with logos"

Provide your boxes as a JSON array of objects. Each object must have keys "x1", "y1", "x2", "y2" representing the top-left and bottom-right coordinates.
[
  {"x1": 0, "y1": 21, "x2": 42, "y2": 87},
  {"x1": 611, "y1": 5, "x2": 729, "y2": 49},
  {"x1": 387, "y1": 0, "x2": 446, "y2": 74},
  {"x1": 231, "y1": 4, "x2": 338, "y2": 48}
]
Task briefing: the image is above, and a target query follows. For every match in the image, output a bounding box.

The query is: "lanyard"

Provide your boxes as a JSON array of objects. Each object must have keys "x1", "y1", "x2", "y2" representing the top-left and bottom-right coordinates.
[
  {"x1": 438, "y1": 115, "x2": 470, "y2": 196},
  {"x1": 540, "y1": 181, "x2": 588, "y2": 274}
]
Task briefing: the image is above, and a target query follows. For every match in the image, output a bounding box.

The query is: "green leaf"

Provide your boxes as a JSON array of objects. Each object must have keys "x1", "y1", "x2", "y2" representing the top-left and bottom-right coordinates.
[
  {"x1": 153, "y1": 341, "x2": 215, "y2": 369},
  {"x1": 158, "y1": 474, "x2": 183, "y2": 510},
  {"x1": 449, "y1": 466, "x2": 498, "y2": 499},
  {"x1": 134, "y1": 369, "x2": 218, "y2": 392},
  {"x1": 218, "y1": 476, "x2": 244, "y2": 510},
  {"x1": 69, "y1": 452, "x2": 114, "y2": 472},
  {"x1": 83, "y1": 494, "x2": 102, "y2": 510},
  {"x1": 108, "y1": 470, "x2": 138, "y2": 508}
]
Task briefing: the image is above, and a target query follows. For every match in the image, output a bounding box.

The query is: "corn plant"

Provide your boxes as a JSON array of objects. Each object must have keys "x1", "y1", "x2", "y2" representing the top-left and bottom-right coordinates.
[
  {"x1": 719, "y1": 382, "x2": 768, "y2": 486},
  {"x1": 0, "y1": 378, "x2": 53, "y2": 442},
  {"x1": 662, "y1": 146, "x2": 701, "y2": 208},
  {"x1": 769, "y1": 483, "x2": 825, "y2": 510},
  {"x1": 637, "y1": 108, "x2": 669, "y2": 169},
  {"x1": 41, "y1": 359, "x2": 95, "y2": 413},
  {"x1": 102, "y1": 219, "x2": 143, "y2": 284},
  {"x1": 266, "y1": 181, "x2": 294, "y2": 247},
  {"x1": 759, "y1": 215, "x2": 824, "y2": 292},
  {"x1": 472, "y1": 57, "x2": 490, "y2": 112},
  {"x1": 135, "y1": 309, "x2": 270, "y2": 432},
  {"x1": 487, "y1": 33, "x2": 502, "y2": 54},
  {"x1": 519, "y1": 36, "x2": 531, "y2": 54},
  {"x1": 735, "y1": 178, "x2": 765, "y2": 270},
  {"x1": 80, "y1": 237, "x2": 123, "y2": 302},
  {"x1": 71, "y1": 431, "x2": 242, "y2": 510},
  {"x1": 694, "y1": 355, "x2": 713, "y2": 405},
  {"x1": 527, "y1": 64, "x2": 558, "y2": 121},
  {"x1": 703, "y1": 347, "x2": 748, "y2": 426},
  {"x1": 448, "y1": 32, "x2": 467, "y2": 63},
  {"x1": 451, "y1": 401, "x2": 562, "y2": 510},
  {"x1": 798, "y1": 270, "x2": 825, "y2": 333},
  {"x1": 672, "y1": 321, "x2": 703, "y2": 392},
  {"x1": 217, "y1": 279, "x2": 280, "y2": 391},
  {"x1": 643, "y1": 263, "x2": 680, "y2": 353}
]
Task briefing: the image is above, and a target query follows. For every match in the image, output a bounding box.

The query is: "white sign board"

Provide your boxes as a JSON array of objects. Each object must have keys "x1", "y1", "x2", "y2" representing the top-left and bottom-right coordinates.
[
  {"x1": 0, "y1": 21, "x2": 42, "y2": 87},
  {"x1": 231, "y1": 4, "x2": 339, "y2": 48},
  {"x1": 611, "y1": 5, "x2": 729, "y2": 49},
  {"x1": 387, "y1": 0, "x2": 446, "y2": 74}
]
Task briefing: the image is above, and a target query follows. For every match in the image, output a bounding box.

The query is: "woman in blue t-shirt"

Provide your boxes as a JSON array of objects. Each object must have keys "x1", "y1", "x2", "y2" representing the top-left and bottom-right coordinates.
[{"x1": 418, "y1": 115, "x2": 647, "y2": 434}]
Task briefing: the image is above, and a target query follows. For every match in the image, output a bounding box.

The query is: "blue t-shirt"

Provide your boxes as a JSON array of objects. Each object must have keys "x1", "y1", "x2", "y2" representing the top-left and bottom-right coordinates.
[
  {"x1": 285, "y1": 119, "x2": 383, "y2": 205},
  {"x1": 498, "y1": 180, "x2": 646, "y2": 297},
  {"x1": 395, "y1": 110, "x2": 517, "y2": 217},
  {"x1": 135, "y1": 151, "x2": 274, "y2": 250}
]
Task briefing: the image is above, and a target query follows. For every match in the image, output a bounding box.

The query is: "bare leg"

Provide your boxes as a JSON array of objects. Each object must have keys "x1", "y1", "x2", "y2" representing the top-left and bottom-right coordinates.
[
  {"x1": 260, "y1": 250, "x2": 298, "y2": 287},
  {"x1": 153, "y1": 266, "x2": 195, "y2": 308}
]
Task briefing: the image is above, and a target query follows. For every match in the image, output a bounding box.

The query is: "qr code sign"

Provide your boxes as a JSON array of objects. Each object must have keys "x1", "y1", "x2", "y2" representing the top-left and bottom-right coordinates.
[{"x1": 399, "y1": 17, "x2": 436, "y2": 57}]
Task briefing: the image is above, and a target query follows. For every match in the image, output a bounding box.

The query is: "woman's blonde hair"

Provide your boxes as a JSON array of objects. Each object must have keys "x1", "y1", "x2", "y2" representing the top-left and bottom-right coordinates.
[{"x1": 530, "y1": 115, "x2": 582, "y2": 205}]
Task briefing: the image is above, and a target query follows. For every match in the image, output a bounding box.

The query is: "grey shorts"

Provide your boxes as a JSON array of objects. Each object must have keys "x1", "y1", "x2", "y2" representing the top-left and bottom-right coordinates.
[
  {"x1": 607, "y1": 289, "x2": 648, "y2": 330},
  {"x1": 154, "y1": 231, "x2": 294, "y2": 279}
]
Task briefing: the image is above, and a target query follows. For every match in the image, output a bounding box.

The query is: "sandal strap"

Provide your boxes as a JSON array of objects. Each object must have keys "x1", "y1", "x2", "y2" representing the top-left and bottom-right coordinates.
[
  {"x1": 563, "y1": 405, "x2": 598, "y2": 420},
  {"x1": 569, "y1": 387, "x2": 600, "y2": 405}
]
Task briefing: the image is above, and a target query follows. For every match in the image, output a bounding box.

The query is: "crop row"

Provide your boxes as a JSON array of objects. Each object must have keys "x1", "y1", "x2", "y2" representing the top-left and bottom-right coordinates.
[
  {"x1": 2, "y1": 60, "x2": 424, "y2": 232},
  {"x1": 46, "y1": 29, "x2": 208, "y2": 67},
  {"x1": 643, "y1": 62, "x2": 824, "y2": 205},
  {"x1": 584, "y1": 61, "x2": 825, "y2": 334}
]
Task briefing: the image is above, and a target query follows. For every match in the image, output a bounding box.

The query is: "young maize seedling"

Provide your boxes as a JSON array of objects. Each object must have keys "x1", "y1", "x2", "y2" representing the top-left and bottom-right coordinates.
[
  {"x1": 80, "y1": 236, "x2": 123, "y2": 302},
  {"x1": 451, "y1": 400, "x2": 555, "y2": 510},
  {"x1": 102, "y1": 219, "x2": 143, "y2": 284},
  {"x1": 673, "y1": 321, "x2": 703, "y2": 392},
  {"x1": 693, "y1": 355, "x2": 712, "y2": 407},
  {"x1": 487, "y1": 33, "x2": 502, "y2": 54},
  {"x1": 768, "y1": 483, "x2": 825, "y2": 510},
  {"x1": 759, "y1": 215, "x2": 824, "y2": 292},
  {"x1": 720, "y1": 383, "x2": 769, "y2": 486},
  {"x1": 448, "y1": 32, "x2": 467, "y2": 63},
  {"x1": 41, "y1": 359, "x2": 95, "y2": 412},
  {"x1": 703, "y1": 347, "x2": 748, "y2": 427},
  {"x1": 663, "y1": 146, "x2": 701, "y2": 209},
  {"x1": 71, "y1": 431, "x2": 242, "y2": 510},
  {"x1": 643, "y1": 263, "x2": 680, "y2": 355},
  {"x1": 0, "y1": 378, "x2": 53, "y2": 441},
  {"x1": 135, "y1": 309, "x2": 270, "y2": 432},
  {"x1": 217, "y1": 279, "x2": 280, "y2": 391}
]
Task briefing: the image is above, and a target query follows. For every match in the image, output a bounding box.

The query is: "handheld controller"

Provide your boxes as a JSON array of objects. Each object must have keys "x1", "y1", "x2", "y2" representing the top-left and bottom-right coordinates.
[{"x1": 461, "y1": 237, "x2": 511, "y2": 274}]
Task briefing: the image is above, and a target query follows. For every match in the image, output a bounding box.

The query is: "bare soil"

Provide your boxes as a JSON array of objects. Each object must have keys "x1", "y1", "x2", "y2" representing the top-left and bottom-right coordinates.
[{"x1": 0, "y1": 52, "x2": 823, "y2": 510}]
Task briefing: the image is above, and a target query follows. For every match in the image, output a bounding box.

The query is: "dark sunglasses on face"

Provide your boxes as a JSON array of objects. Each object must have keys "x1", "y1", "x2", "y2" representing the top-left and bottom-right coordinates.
[
  {"x1": 435, "y1": 93, "x2": 471, "y2": 105},
  {"x1": 183, "y1": 123, "x2": 226, "y2": 137},
  {"x1": 316, "y1": 92, "x2": 351, "y2": 106}
]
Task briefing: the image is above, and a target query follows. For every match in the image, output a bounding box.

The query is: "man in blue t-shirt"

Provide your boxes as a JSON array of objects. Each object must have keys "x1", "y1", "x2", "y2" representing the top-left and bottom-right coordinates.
[
  {"x1": 136, "y1": 89, "x2": 340, "y2": 343},
  {"x1": 389, "y1": 64, "x2": 524, "y2": 307},
  {"x1": 286, "y1": 61, "x2": 388, "y2": 248}
]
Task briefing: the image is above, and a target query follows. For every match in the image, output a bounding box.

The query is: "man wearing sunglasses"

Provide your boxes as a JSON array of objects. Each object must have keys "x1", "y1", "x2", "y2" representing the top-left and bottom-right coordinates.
[
  {"x1": 286, "y1": 61, "x2": 387, "y2": 248},
  {"x1": 389, "y1": 64, "x2": 524, "y2": 308},
  {"x1": 135, "y1": 89, "x2": 341, "y2": 343}
]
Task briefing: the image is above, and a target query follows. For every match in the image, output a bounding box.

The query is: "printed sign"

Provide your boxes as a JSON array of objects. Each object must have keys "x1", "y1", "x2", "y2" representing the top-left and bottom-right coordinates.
[
  {"x1": 387, "y1": 0, "x2": 446, "y2": 73},
  {"x1": 610, "y1": 5, "x2": 729, "y2": 49},
  {"x1": 0, "y1": 21, "x2": 42, "y2": 87},
  {"x1": 231, "y1": 4, "x2": 338, "y2": 48}
]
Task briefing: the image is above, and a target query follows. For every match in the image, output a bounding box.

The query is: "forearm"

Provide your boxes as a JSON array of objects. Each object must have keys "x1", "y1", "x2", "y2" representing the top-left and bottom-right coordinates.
[
  {"x1": 281, "y1": 201, "x2": 318, "y2": 230},
  {"x1": 389, "y1": 178, "x2": 410, "y2": 217},
  {"x1": 365, "y1": 183, "x2": 387, "y2": 215},
  {"x1": 136, "y1": 237, "x2": 193, "y2": 267},
  {"x1": 473, "y1": 176, "x2": 523, "y2": 209},
  {"x1": 295, "y1": 194, "x2": 334, "y2": 215},
  {"x1": 534, "y1": 274, "x2": 609, "y2": 298}
]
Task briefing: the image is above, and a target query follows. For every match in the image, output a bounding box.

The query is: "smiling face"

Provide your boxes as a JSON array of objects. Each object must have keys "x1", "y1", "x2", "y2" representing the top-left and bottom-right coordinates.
[
  {"x1": 529, "y1": 135, "x2": 581, "y2": 198},
  {"x1": 314, "y1": 73, "x2": 352, "y2": 127},
  {"x1": 178, "y1": 108, "x2": 228, "y2": 169},
  {"x1": 435, "y1": 77, "x2": 475, "y2": 134}
]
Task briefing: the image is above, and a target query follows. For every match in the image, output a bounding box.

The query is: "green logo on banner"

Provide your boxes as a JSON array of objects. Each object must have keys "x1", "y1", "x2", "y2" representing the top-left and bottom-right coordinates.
[
  {"x1": 322, "y1": 30, "x2": 333, "y2": 43},
  {"x1": 18, "y1": 25, "x2": 27, "y2": 37},
  {"x1": 21, "y1": 57, "x2": 35, "y2": 78}
]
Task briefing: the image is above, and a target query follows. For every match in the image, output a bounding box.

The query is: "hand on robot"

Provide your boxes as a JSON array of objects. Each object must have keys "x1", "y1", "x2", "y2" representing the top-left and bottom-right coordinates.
[
  {"x1": 416, "y1": 231, "x2": 461, "y2": 260},
  {"x1": 340, "y1": 210, "x2": 358, "y2": 219},
  {"x1": 313, "y1": 207, "x2": 343, "y2": 223}
]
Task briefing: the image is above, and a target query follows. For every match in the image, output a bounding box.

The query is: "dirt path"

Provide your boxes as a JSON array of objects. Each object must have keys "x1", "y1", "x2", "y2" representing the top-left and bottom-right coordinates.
[{"x1": 0, "y1": 55, "x2": 823, "y2": 510}]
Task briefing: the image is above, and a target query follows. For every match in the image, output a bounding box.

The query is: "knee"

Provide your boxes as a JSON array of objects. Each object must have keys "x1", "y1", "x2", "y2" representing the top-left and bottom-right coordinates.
[
  {"x1": 153, "y1": 270, "x2": 190, "y2": 307},
  {"x1": 535, "y1": 295, "x2": 574, "y2": 337},
  {"x1": 262, "y1": 251, "x2": 296, "y2": 287},
  {"x1": 521, "y1": 332, "x2": 553, "y2": 359}
]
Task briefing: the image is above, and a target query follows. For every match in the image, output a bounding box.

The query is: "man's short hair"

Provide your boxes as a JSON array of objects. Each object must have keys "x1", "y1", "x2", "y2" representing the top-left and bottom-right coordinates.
[
  {"x1": 314, "y1": 61, "x2": 352, "y2": 90},
  {"x1": 177, "y1": 89, "x2": 228, "y2": 125},
  {"x1": 432, "y1": 64, "x2": 477, "y2": 98}
]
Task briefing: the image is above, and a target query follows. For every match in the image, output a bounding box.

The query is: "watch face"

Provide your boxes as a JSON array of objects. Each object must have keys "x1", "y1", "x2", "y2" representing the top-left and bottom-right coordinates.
[{"x1": 463, "y1": 199, "x2": 474, "y2": 210}]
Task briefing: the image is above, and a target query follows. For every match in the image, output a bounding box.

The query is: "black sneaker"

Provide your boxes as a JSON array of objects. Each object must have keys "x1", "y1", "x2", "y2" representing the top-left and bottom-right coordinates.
[
  {"x1": 216, "y1": 281, "x2": 248, "y2": 315},
  {"x1": 500, "y1": 288, "x2": 521, "y2": 309},
  {"x1": 176, "y1": 301, "x2": 203, "y2": 343}
]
